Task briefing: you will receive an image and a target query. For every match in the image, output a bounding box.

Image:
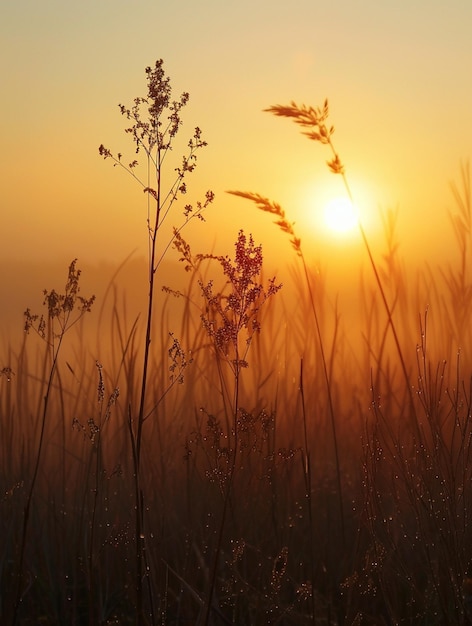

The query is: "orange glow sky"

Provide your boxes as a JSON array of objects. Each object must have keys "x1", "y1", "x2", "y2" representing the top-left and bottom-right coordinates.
[{"x1": 1, "y1": 1, "x2": 472, "y2": 281}]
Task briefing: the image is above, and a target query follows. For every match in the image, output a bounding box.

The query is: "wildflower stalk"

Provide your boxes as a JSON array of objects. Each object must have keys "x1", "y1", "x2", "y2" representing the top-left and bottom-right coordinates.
[
  {"x1": 12, "y1": 260, "x2": 94, "y2": 626},
  {"x1": 198, "y1": 231, "x2": 281, "y2": 624},
  {"x1": 99, "y1": 59, "x2": 211, "y2": 624}
]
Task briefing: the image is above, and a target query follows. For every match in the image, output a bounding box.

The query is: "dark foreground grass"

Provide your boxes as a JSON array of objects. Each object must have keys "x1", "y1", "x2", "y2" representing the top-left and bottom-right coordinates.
[{"x1": 1, "y1": 61, "x2": 472, "y2": 625}]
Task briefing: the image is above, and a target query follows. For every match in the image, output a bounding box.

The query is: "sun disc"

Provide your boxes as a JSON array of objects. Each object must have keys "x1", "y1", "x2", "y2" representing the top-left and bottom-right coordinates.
[{"x1": 323, "y1": 197, "x2": 359, "y2": 235}]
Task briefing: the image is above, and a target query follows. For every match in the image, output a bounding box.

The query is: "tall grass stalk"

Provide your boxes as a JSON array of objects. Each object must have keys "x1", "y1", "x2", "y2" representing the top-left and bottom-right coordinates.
[
  {"x1": 99, "y1": 59, "x2": 212, "y2": 624},
  {"x1": 266, "y1": 101, "x2": 413, "y2": 396},
  {"x1": 299, "y1": 358, "x2": 316, "y2": 622},
  {"x1": 196, "y1": 231, "x2": 281, "y2": 624},
  {"x1": 360, "y1": 165, "x2": 472, "y2": 623},
  {"x1": 228, "y1": 99, "x2": 418, "y2": 555},
  {"x1": 12, "y1": 260, "x2": 94, "y2": 625},
  {"x1": 86, "y1": 362, "x2": 119, "y2": 625},
  {"x1": 437, "y1": 161, "x2": 472, "y2": 348}
]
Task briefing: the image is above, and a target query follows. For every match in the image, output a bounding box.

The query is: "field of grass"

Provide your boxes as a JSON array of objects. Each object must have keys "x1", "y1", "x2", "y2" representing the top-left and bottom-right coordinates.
[{"x1": 2, "y1": 60, "x2": 472, "y2": 625}]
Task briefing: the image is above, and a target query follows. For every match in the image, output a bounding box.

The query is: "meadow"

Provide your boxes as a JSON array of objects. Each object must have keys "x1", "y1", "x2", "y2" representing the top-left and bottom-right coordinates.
[{"x1": 1, "y1": 60, "x2": 472, "y2": 625}]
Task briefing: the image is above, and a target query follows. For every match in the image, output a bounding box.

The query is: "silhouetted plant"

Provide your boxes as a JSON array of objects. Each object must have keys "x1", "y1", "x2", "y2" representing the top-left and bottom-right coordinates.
[
  {"x1": 261, "y1": 100, "x2": 411, "y2": 391},
  {"x1": 437, "y1": 161, "x2": 472, "y2": 348},
  {"x1": 229, "y1": 140, "x2": 347, "y2": 562},
  {"x1": 13, "y1": 259, "x2": 94, "y2": 626},
  {"x1": 4, "y1": 59, "x2": 472, "y2": 626},
  {"x1": 72, "y1": 360, "x2": 119, "y2": 626},
  {"x1": 228, "y1": 100, "x2": 417, "y2": 565},
  {"x1": 196, "y1": 230, "x2": 281, "y2": 624},
  {"x1": 99, "y1": 59, "x2": 212, "y2": 624}
]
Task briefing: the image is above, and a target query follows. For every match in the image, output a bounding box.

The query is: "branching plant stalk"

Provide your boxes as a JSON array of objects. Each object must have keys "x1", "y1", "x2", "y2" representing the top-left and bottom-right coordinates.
[
  {"x1": 136, "y1": 145, "x2": 162, "y2": 466},
  {"x1": 198, "y1": 232, "x2": 281, "y2": 624},
  {"x1": 132, "y1": 142, "x2": 161, "y2": 626},
  {"x1": 99, "y1": 60, "x2": 211, "y2": 625},
  {"x1": 13, "y1": 260, "x2": 94, "y2": 626}
]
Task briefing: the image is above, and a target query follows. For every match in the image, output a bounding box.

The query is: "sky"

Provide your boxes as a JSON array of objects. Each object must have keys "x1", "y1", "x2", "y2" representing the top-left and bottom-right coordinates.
[{"x1": 1, "y1": 0, "x2": 472, "y2": 329}]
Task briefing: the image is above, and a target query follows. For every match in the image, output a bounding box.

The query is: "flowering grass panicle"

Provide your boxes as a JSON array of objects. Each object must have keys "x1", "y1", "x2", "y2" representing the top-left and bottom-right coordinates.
[
  {"x1": 24, "y1": 259, "x2": 95, "y2": 341},
  {"x1": 98, "y1": 60, "x2": 209, "y2": 241},
  {"x1": 264, "y1": 100, "x2": 345, "y2": 175},
  {"x1": 227, "y1": 191, "x2": 301, "y2": 255},
  {"x1": 199, "y1": 229, "x2": 281, "y2": 371},
  {"x1": 0, "y1": 366, "x2": 14, "y2": 381},
  {"x1": 99, "y1": 59, "x2": 212, "y2": 625}
]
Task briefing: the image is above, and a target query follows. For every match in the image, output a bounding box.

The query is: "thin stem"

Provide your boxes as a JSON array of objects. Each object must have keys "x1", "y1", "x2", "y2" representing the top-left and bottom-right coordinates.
[
  {"x1": 12, "y1": 331, "x2": 64, "y2": 625},
  {"x1": 327, "y1": 137, "x2": 415, "y2": 413},
  {"x1": 203, "y1": 355, "x2": 241, "y2": 626},
  {"x1": 300, "y1": 253, "x2": 346, "y2": 549},
  {"x1": 299, "y1": 358, "x2": 317, "y2": 623}
]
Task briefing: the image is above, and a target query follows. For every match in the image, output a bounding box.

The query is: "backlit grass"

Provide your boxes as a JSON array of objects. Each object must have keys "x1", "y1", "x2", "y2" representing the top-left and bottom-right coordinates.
[{"x1": 1, "y1": 60, "x2": 472, "y2": 626}]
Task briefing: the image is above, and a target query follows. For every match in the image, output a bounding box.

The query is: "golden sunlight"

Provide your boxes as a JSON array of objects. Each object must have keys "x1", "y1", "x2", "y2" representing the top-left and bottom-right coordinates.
[{"x1": 323, "y1": 197, "x2": 359, "y2": 235}]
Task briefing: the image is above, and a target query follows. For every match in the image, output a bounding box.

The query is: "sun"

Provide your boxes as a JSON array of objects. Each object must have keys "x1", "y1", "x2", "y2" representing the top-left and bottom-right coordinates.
[{"x1": 323, "y1": 197, "x2": 359, "y2": 235}]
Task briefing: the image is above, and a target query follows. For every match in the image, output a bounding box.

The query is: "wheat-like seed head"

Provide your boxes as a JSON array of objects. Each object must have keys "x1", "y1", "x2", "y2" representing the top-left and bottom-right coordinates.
[{"x1": 227, "y1": 191, "x2": 302, "y2": 255}]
